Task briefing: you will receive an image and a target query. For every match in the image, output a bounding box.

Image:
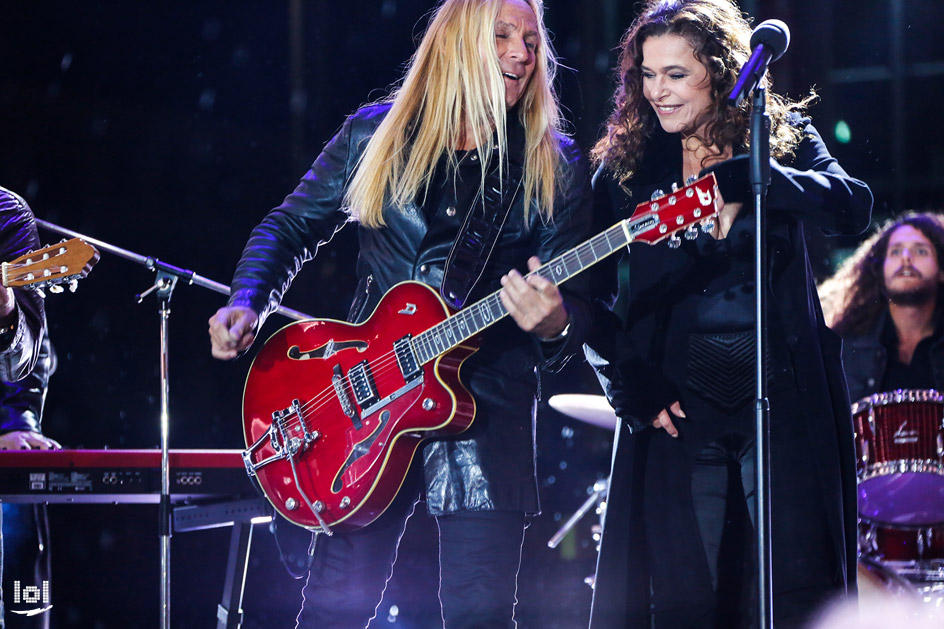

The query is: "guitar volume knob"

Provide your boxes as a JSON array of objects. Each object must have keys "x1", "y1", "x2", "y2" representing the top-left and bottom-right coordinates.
[
  {"x1": 422, "y1": 398, "x2": 436, "y2": 411},
  {"x1": 285, "y1": 498, "x2": 298, "y2": 511}
]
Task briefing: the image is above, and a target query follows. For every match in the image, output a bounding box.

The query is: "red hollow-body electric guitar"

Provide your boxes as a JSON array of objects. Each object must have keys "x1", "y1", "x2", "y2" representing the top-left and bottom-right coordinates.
[{"x1": 242, "y1": 174, "x2": 720, "y2": 533}]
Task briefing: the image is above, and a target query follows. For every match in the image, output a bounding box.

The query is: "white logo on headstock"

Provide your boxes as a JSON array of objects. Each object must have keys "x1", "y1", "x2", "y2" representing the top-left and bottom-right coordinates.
[
  {"x1": 399, "y1": 303, "x2": 417, "y2": 316},
  {"x1": 696, "y1": 186, "x2": 712, "y2": 206}
]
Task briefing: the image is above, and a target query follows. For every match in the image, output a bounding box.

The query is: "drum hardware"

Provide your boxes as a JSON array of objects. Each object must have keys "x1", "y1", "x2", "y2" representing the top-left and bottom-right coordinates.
[
  {"x1": 547, "y1": 479, "x2": 608, "y2": 550},
  {"x1": 547, "y1": 479, "x2": 608, "y2": 590}
]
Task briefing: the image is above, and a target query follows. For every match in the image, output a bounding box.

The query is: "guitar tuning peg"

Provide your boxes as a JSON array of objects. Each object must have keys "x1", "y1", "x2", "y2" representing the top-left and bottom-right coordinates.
[
  {"x1": 671, "y1": 182, "x2": 679, "y2": 193},
  {"x1": 685, "y1": 175, "x2": 697, "y2": 186},
  {"x1": 35, "y1": 287, "x2": 46, "y2": 299},
  {"x1": 667, "y1": 234, "x2": 682, "y2": 249},
  {"x1": 684, "y1": 224, "x2": 699, "y2": 240},
  {"x1": 68, "y1": 280, "x2": 78, "y2": 293},
  {"x1": 48, "y1": 284, "x2": 64, "y2": 294},
  {"x1": 650, "y1": 188, "x2": 665, "y2": 202},
  {"x1": 701, "y1": 218, "x2": 716, "y2": 233}
]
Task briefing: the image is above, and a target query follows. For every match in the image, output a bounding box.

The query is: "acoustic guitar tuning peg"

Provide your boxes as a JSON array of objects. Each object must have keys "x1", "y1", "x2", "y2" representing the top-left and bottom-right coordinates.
[
  {"x1": 49, "y1": 284, "x2": 64, "y2": 294},
  {"x1": 667, "y1": 234, "x2": 682, "y2": 249},
  {"x1": 68, "y1": 280, "x2": 78, "y2": 293},
  {"x1": 35, "y1": 287, "x2": 46, "y2": 299}
]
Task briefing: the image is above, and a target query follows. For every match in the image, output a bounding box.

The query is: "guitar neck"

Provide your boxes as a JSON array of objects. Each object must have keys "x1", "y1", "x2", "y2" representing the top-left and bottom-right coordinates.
[{"x1": 412, "y1": 213, "x2": 658, "y2": 364}]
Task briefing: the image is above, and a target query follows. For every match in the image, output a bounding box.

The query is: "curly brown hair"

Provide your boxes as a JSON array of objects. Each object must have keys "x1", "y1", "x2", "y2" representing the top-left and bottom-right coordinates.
[
  {"x1": 819, "y1": 212, "x2": 944, "y2": 336},
  {"x1": 592, "y1": 0, "x2": 814, "y2": 185}
]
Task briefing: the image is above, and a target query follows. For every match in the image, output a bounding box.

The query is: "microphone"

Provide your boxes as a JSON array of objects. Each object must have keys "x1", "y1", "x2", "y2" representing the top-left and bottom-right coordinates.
[{"x1": 727, "y1": 19, "x2": 790, "y2": 106}]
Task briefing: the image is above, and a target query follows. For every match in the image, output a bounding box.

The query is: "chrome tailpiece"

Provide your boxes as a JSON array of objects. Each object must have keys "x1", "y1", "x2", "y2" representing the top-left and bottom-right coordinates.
[{"x1": 241, "y1": 399, "x2": 333, "y2": 536}]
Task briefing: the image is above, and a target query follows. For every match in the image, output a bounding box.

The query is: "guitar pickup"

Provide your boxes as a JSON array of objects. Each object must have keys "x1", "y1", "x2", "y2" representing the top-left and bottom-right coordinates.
[
  {"x1": 348, "y1": 360, "x2": 379, "y2": 409},
  {"x1": 394, "y1": 335, "x2": 422, "y2": 382}
]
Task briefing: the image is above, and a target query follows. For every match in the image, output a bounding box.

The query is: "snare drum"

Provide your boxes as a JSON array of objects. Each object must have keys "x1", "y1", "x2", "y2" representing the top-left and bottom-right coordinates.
[
  {"x1": 860, "y1": 521, "x2": 944, "y2": 562},
  {"x1": 853, "y1": 389, "x2": 944, "y2": 525}
]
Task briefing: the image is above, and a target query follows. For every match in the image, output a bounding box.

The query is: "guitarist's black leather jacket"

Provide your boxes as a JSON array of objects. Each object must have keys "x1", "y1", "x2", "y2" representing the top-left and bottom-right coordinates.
[
  {"x1": 227, "y1": 104, "x2": 594, "y2": 515},
  {"x1": 0, "y1": 187, "x2": 49, "y2": 434}
]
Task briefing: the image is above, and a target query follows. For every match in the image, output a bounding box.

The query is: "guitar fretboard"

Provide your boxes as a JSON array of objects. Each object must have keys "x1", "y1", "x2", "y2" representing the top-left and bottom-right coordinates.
[{"x1": 411, "y1": 213, "x2": 658, "y2": 365}]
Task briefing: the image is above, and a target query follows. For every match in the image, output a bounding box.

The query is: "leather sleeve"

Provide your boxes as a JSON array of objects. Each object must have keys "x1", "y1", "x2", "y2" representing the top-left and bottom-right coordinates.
[
  {"x1": 703, "y1": 122, "x2": 873, "y2": 237},
  {"x1": 226, "y1": 111, "x2": 363, "y2": 323},
  {"x1": 0, "y1": 333, "x2": 53, "y2": 434},
  {"x1": 0, "y1": 189, "x2": 46, "y2": 382}
]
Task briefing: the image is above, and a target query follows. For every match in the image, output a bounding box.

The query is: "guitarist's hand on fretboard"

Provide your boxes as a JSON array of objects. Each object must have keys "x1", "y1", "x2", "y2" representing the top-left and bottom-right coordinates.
[
  {"x1": 209, "y1": 305, "x2": 259, "y2": 360},
  {"x1": 499, "y1": 256, "x2": 569, "y2": 340}
]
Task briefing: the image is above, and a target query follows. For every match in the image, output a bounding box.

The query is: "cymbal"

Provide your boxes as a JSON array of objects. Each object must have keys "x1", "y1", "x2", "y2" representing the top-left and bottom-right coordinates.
[{"x1": 548, "y1": 394, "x2": 618, "y2": 431}]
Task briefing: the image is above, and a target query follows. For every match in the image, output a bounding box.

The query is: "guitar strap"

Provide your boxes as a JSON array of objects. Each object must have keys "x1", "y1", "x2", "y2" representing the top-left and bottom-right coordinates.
[{"x1": 440, "y1": 154, "x2": 523, "y2": 310}]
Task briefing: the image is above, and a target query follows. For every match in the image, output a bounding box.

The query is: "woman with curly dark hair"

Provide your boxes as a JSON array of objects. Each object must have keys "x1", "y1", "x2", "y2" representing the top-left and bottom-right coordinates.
[
  {"x1": 584, "y1": 1, "x2": 873, "y2": 627},
  {"x1": 819, "y1": 212, "x2": 944, "y2": 402}
]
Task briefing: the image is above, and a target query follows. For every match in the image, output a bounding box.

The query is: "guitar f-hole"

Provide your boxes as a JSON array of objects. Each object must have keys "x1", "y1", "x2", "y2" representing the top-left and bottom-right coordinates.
[{"x1": 332, "y1": 409, "x2": 392, "y2": 493}]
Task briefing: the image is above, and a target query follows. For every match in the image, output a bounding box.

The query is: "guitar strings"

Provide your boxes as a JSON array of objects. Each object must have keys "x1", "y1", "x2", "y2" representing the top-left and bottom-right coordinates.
[
  {"x1": 266, "y1": 240, "x2": 605, "y2": 437},
  {"x1": 269, "y1": 348, "x2": 413, "y2": 437}
]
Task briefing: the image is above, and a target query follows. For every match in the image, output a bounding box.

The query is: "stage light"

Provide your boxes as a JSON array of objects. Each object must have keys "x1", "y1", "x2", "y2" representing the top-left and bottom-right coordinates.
[{"x1": 835, "y1": 120, "x2": 852, "y2": 144}]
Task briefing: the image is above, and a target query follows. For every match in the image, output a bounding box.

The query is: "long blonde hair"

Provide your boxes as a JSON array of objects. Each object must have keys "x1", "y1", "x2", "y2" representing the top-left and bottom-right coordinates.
[{"x1": 345, "y1": 0, "x2": 563, "y2": 228}]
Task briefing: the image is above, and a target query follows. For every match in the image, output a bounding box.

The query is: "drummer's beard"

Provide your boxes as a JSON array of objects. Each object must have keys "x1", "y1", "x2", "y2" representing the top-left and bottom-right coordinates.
[{"x1": 886, "y1": 282, "x2": 937, "y2": 307}]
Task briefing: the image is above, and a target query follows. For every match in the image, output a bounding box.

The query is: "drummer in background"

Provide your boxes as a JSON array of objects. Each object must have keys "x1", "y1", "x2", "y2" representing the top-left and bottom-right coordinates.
[{"x1": 819, "y1": 211, "x2": 944, "y2": 401}]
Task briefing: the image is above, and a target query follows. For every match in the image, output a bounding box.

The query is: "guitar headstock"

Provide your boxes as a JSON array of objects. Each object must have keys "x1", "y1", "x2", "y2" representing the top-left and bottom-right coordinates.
[
  {"x1": 2, "y1": 238, "x2": 100, "y2": 293},
  {"x1": 627, "y1": 173, "x2": 720, "y2": 246}
]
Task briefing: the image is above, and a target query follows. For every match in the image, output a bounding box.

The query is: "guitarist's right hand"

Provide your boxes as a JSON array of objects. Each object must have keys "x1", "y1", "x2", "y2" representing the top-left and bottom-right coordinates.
[{"x1": 209, "y1": 306, "x2": 258, "y2": 360}]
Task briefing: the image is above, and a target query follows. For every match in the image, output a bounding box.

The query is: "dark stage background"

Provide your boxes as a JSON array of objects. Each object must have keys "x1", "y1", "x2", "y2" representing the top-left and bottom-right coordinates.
[{"x1": 1, "y1": 1, "x2": 942, "y2": 627}]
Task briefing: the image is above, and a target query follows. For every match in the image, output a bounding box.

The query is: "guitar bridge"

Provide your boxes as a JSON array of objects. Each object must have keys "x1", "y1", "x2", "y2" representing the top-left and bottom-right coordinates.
[{"x1": 333, "y1": 364, "x2": 362, "y2": 429}]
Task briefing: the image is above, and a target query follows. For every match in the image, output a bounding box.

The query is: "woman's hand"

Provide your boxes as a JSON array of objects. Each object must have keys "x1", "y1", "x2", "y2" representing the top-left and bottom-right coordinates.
[{"x1": 652, "y1": 401, "x2": 685, "y2": 437}]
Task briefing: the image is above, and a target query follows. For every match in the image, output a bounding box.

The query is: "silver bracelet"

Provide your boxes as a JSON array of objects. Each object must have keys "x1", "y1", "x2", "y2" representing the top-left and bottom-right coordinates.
[{"x1": 539, "y1": 316, "x2": 571, "y2": 343}]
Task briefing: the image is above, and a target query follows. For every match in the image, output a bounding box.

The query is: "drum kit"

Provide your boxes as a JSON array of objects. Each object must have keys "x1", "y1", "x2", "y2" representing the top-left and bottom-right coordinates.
[
  {"x1": 853, "y1": 389, "x2": 944, "y2": 609},
  {"x1": 549, "y1": 388, "x2": 944, "y2": 609}
]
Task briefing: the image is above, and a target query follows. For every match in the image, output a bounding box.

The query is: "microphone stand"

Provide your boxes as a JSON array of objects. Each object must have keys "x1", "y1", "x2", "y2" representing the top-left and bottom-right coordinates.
[
  {"x1": 749, "y1": 88, "x2": 773, "y2": 629},
  {"x1": 36, "y1": 218, "x2": 311, "y2": 629}
]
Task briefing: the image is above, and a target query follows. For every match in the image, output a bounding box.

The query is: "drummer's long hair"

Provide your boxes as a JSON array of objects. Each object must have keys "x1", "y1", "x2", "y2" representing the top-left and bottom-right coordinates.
[{"x1": 819, "y1": 212, "x2": 944, "y2": 336}]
